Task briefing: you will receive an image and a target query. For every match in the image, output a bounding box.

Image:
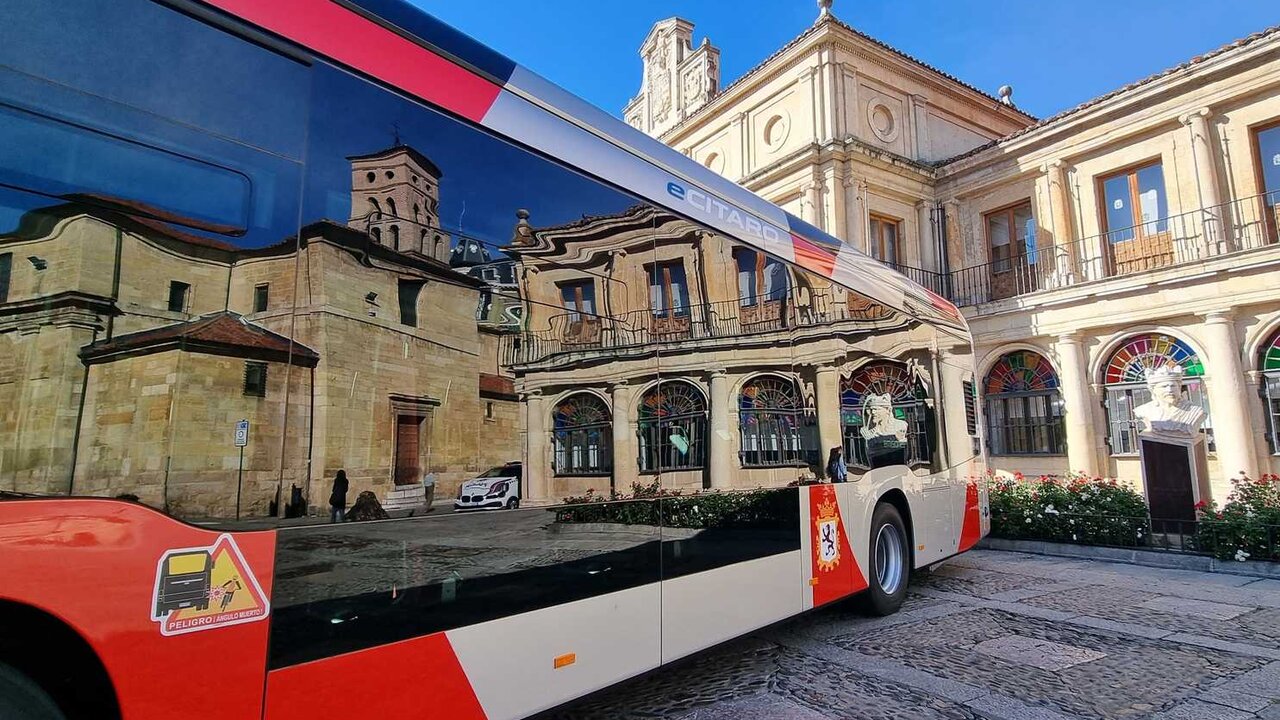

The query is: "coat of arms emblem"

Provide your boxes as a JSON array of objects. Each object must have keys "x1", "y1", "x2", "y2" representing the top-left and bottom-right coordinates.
[{"x1": 815, "y1": 497, "x2": 841, "y2": 571}]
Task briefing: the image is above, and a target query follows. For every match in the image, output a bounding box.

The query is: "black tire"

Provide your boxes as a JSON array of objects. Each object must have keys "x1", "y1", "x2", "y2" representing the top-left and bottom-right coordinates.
[
  {"x1": 0, "y1": 662, "x2": 66, "y2": 720},
  {"x1": 864, "y1": 502, "x2": 910, "y2": 616},
  {"x1": 506, "y1": 497, "x2": 520, "y2": 510}
]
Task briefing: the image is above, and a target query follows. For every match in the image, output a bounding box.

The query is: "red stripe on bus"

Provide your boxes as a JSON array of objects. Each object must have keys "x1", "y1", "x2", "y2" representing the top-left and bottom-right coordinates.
[
  {"x1": 957, "y1": 482, "x2": 983, "y2": 552},
  {"x1": 201, "y1": 0, "x2": 502, "y2": 122},
  {"x1": 791, "y1": 233, "x2": 837, "y2": 278},
  {"x1": 264, "y1": 631, "x2": 486, "y2": 719}
]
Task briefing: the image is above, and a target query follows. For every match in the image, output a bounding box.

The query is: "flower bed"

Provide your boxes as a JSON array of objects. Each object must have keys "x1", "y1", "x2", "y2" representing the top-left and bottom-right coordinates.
[
  {"x1": 988, "y1": 473, "x2": 1151, "y2": 546},
  {"x1": 1195, "y1": 473, "x2": 1280, "y2": 563}
]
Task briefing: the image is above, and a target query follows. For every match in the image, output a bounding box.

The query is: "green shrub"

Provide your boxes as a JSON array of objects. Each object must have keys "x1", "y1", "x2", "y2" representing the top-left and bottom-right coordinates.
[
  {"x1": 989, "y1": 472, "x2": 1149, "y2": 546},
  {"x1": 554, "y1": 480, "x2": 793, "y2": 529},
  {"x1": 1194, "y1": 474, "x2": 1280, "y2": 562}
]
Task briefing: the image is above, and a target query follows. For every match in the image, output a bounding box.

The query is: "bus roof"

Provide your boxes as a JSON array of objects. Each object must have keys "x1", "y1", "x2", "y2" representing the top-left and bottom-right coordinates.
[{"x1": 200, "y1": 0, "x2": 967, "y2": 336}]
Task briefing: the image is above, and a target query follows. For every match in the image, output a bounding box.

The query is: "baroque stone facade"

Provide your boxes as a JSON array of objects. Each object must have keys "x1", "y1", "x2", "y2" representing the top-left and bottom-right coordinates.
[{"x1": 626, "y1": 3, "x2": 1280, "y2": 516}]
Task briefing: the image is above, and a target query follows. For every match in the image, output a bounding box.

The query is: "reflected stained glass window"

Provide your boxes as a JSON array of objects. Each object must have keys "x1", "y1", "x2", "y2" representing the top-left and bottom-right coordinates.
[
  {"x1": 1262, "y1": 328, "x2": 1280, "y2": 454},
  {"x1": 982, "y1": 351, "x2": 1064, "y2": 456},
  {"x1": 739, "y1": 376, "x2": 808, "y2": 467},
  {"x1": 638, "y1": 381, "x2": 707, "y2": 472},
  {"x1": 553, "y1": 393, "x2": 612, "y2": 476},
  {"x1": 840, "y1": 362, "x2": 929, "y2": 469}
]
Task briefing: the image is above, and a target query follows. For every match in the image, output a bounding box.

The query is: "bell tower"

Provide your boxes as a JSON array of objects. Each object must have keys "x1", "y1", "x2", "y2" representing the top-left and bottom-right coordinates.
[{"x1": 347, "y1": 145, "x2": 450, "y2": 262}]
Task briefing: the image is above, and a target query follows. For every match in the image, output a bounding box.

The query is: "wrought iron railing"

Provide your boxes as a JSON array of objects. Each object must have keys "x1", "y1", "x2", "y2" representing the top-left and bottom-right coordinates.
[
  {"x1": 947, "y1": 190, "x2": 1280, "y2": 307},
  {"x1": 502, "y1": 290, "x2": 893, "y2": 366}
]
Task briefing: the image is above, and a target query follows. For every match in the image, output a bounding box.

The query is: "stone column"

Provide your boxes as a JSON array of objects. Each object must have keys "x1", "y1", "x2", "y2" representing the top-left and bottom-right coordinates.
[
  {"x1": 1200, "y1": 311, "x2": 1258, "y2": 491},
  {"x1": 1042, "y1": 160, "x2": 1078, "y2": 283},
  {"x1": 1054, "y1": 334, "x2": 1100, "y2": 477},
  {"x1": 801, "y1": 181, "x2": 823, "y2": 230},
  {"x1": 524, "y1": 390, "x2": 551, "y2": 503},
  {"x1": 814, "y1": 365, "x2": 842, "y2": 460},
  {"x1": 708, "y1": 369, "x2": 734, "y2": 490},
  {"x1": 1180, "y1": 108, "x2": 1225, "y2": 254},
  {"x1": 610, "y1": 381, "x2": 636, "y2": 492},
  {"x1": 910, "y1": 93, "x2": 931, "y2": 162},
  {"x1": 915, "y1": 200, "x2": 937, "y2": 273},
  {"x1": 822, "y1": 165, "x2": 847, "y2": 242}
]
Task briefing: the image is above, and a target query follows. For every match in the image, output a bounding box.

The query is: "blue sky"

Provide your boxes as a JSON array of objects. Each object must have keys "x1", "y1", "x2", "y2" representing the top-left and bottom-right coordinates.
[{"x1": 416, "y1": 0, "x2": 1277, "y2": 120}]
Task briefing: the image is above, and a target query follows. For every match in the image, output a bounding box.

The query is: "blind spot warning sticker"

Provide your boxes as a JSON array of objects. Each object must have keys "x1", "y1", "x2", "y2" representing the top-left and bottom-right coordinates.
[{"x1": 150, "y1": 533, "x2": 270, "y2": 636}]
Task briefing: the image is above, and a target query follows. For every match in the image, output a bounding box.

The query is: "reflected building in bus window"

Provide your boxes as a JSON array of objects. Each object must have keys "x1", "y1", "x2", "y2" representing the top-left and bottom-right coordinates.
[
  {"x1": 0, "y1": 145, "x2": 519, "y2": 517},
  {"x1": 502, "y1": 205, "x2": 948, "y2": 501}
]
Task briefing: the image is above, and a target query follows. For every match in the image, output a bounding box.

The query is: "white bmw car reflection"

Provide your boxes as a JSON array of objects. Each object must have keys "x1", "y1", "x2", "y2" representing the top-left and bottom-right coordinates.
[{"x1": 454, "y1": 462, "x2": 522, "y2": 511}]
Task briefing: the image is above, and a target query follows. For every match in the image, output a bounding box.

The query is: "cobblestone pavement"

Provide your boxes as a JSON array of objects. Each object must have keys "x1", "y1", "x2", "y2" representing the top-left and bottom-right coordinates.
[{"x1": 540, "y1": 550, "x2": 1280, "y2": 720}]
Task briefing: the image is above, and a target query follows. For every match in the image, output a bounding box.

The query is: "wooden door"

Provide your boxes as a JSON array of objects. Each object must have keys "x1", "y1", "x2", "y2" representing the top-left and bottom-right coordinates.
[{"x1": 394, "y1": 414, "x2": 423, "y2": 486}]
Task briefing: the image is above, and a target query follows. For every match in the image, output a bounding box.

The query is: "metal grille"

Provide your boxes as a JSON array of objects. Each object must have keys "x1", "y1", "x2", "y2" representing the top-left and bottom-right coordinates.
[{"x1": 985, "y1": 392, "x2": 1064, "y2": 456}]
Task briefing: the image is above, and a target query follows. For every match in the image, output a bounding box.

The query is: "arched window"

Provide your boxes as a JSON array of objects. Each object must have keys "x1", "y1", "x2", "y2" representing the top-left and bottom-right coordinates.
[
  {"x1": 1261, "y1": 328, "x2": 1280, "y2": 454},
  {"x1": 390, "y1": 224, "x2": 400, "y2": 251},
  {"x1": 638, "y1": 381, "x2": 707, "y2": 472},
  {"x1": 739, "y1": 375, "x2": 809, "y2": 467},
  {"x1": 370, "y1": 226, "x2": 382, "y2": 244},
  {"x1": 386, "y1": 197, "x2": 398, "y2": 218},
  {"x1": 840, "y1": 362, "x2": 930, "y2": 469},
  {"x1": 367, "y1": 197, "x2": 381, "y2": 220},
  {"x1": 1102, "y1": 333, "x2": 1212, "y2": 455},
  {"x1": 983, "y1": 351, "x2": 1064, "y2": 456},
  {"x1": 553, "y1": 393, "x2": 612, "y2": 476}
]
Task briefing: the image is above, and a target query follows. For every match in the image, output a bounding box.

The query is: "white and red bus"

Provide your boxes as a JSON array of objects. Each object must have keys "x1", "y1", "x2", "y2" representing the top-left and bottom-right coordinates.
[{"x1": 0, "y1": 1, "x2": 988, "y2": 718}]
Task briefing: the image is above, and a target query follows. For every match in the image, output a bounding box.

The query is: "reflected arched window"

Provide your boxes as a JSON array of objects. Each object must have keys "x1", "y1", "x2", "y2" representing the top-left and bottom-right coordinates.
[
  {"x1": 1102, "y1": 333, "x2": 1212, "y2": 455},
  {"x1": 370, "y1": 226, "x2": 381, "y2": 244},
  {"x1": 739, "y1": 375, "x2": 809, "y2": 467},
  {"x1": 638, "y1": 381, "x2": 707, "y2": 472},
  {"x1": 553, "y1": 393, "x2": 612, "y2": 476},
  {"x1": 1260, "y1": 328, "x2": 1280, "y2": 453},
  {"x1": 840, "y1": 362, "x2": 930, "y2": 469},
  {"x1": 983, "y1": 351, "x2": 1064, "y2": 456}
]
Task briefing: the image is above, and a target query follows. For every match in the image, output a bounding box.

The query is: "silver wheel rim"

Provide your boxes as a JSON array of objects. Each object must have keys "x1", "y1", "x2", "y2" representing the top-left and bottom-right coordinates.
[{"x1": 875, "y1": 523, "x2": 904, "y2": 595}]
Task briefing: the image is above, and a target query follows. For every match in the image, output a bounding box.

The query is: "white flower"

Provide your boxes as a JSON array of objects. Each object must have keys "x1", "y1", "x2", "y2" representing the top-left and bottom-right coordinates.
[
  {"x1": 693, "y1": 505, "x2": 700, "y2": 513},
  {"x1": 1235, "y1": 549, "x2": 1251, "y2": 562},
  {"x1": 1025, "y1": 517, "x2": 1032, "y2": 524},
  {"x1": 1069, "y1": 519, "x2": 1076, "y2": 525},
  {"x1": 1072, "y1": 534, "x2": 1078, "y2": 541},
  {"x1": 1044, "y1": 505, "x2": 1059, "y2": 516}
]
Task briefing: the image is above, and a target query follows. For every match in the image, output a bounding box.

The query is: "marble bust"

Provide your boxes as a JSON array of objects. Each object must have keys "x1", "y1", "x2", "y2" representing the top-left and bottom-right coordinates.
[
  {"x1": 1133, "y1": 364, "x2": 1205, "y2": 438},
  {"x1": 861, "y1": 393, "x2": 908, "y2": 443}
]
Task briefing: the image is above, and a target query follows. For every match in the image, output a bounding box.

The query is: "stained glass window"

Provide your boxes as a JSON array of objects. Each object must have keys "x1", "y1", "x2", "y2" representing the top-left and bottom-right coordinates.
[
  {"x1": 1262, "y1": 328, "x2": 1280, "y2": 454},
  {"x1": 638, "y1": 381, "x2": 707, "y2": 471},
  {"x1": 983, "y1": 351, "x2": 1064, "y2": 456},
  {"x1": 840, "y1": 362, "x2": 930, "y2": 469},
  {"x1": 739, "y1": 375, "x2": 809, "y2": 467},
  {"x1": 1102, "y1": 333, "x2": 1212, "y2": 455},
  {"x1": 553, "y1": 393, "x2": 612, "y2": 475}
]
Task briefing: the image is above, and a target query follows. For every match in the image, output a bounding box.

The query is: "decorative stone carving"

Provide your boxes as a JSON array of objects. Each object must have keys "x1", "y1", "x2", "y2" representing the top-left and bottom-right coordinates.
[{"x1": 1134, "y1": 364, "x2": 1206, "y2": 438}]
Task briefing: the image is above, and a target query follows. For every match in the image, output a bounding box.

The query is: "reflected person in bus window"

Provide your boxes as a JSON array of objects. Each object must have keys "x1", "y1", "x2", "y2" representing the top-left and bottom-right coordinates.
[{"x1": 826, "y1": 447, "x2": 848, "y2": 483}]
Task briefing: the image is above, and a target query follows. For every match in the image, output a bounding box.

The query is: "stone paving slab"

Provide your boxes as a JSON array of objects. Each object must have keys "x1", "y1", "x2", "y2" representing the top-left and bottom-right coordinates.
[{"x1": 545, "y1": 551, "x2": 1280, "y2": 720}]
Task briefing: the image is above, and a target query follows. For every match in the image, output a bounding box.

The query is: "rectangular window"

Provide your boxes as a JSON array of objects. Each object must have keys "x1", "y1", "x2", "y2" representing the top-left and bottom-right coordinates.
[
  {"x1": 398, "y1": 279, "x2": 424, "y2": 328},
  {"x1": 1100, "y1": 161, "x2": 1168, "y2": 243},
  {"x1": 868, "y1": 214, "x2": 900, "y2": 265},
  {"x1": 485, "y1": 401, "x2": 495, "y2": 420},
  {"x1": 963, "y1": 380, "x2": 977, "y2": 436},
  {"x1": 985, "y1": 393, "x2": 1065, "y2": 456},
  {"x1": 1252, "y1": 120, "x2": 1280, "y2": 245},
  {"x1": 0, "y1": 253, "x2": 10, "y2": 303},
  {"x1": 253, "y1": 284, "x2": 269, "y2": 313},
  {"x1": 733, "y1": 248, "x2": 786, "y2": 306},
  {"x1": 984, "y1": 202, "x2": 1034, "y2": 272},
  {"x1": 647, "y1": 261, "x2": 690, "y2": 318},
  {"x1": 558, "y1": 280, "x2": 596, "y2": 320},
  {"x1": 243, "y1": 361, "x2": 267, "y2": 397},
  {"x1": 167, "y1": 281, "x2": 190, "y2": 313}
]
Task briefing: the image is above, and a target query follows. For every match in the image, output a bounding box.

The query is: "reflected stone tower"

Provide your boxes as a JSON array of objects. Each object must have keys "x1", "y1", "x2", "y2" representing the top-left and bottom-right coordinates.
[{"x1": 347, "y1": 145, "x2": 450, "y2": 262}]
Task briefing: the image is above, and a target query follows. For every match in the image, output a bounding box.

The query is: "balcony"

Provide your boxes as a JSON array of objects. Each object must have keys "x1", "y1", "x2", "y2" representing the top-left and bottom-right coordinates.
[
  {"x1": 502, "y1": 291, "x2": 893, "y2": 366},
  {"x1": 946, "y1": 191, "x2": 1279, "y2": 308}
]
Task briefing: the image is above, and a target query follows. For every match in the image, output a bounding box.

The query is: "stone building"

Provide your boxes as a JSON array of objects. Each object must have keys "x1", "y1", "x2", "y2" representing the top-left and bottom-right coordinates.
[
  {"x1": 619, "y1": 2, "x2": 1280, "y2": 517},
  {"x1": 0, "y1": 146, "x2": 519, "y2": 517},
  {"x1": 502, "y1": 205, "x2": 972, "y2": 502}
]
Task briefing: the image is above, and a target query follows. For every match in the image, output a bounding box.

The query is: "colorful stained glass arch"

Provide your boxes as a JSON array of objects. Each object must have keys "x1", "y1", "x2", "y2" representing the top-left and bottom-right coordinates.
[
  {"x1": 985, "y1": 351, "x2": 1059, "y2": 395},
  {"x1": 739, "y1": 376, "x2": 802, "y2": 412},
  {"x1": 1102, "y1": 333, "x2": 1204, "y2": 384},
  {"x1": 841, "y1": 362, "x2": 925, "y2": 408},
  {"x1": 639, "y1": 381, "x2": 707, "y2": 421},
  {"x1": 553, "y1": 393, "x2": 610, "y2": 430},
  {"x1": 1262, "y1": 328, "x2": 1280, "y2": 372}
]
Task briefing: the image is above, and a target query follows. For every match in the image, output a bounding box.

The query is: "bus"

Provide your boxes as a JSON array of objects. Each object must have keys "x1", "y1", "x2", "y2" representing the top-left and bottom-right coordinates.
[{"x1": 0, "y1": 1, "x2": 987, "y2": 718}]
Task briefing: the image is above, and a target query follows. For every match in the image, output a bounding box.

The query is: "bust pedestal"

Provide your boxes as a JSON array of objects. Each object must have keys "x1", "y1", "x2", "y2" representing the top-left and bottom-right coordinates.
[{"x1": 1137, "y1": 430, "x2": 1208, "y2": 526}]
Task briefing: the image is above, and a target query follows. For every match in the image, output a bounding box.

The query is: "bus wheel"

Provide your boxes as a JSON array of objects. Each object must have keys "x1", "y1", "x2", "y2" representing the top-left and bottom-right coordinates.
[
  {"x1": 865, "y1": 502, "x2": 909, "y2": 616},
  {"x1": 0, "y1": 662, "x2": 66, "y2": 720}
]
